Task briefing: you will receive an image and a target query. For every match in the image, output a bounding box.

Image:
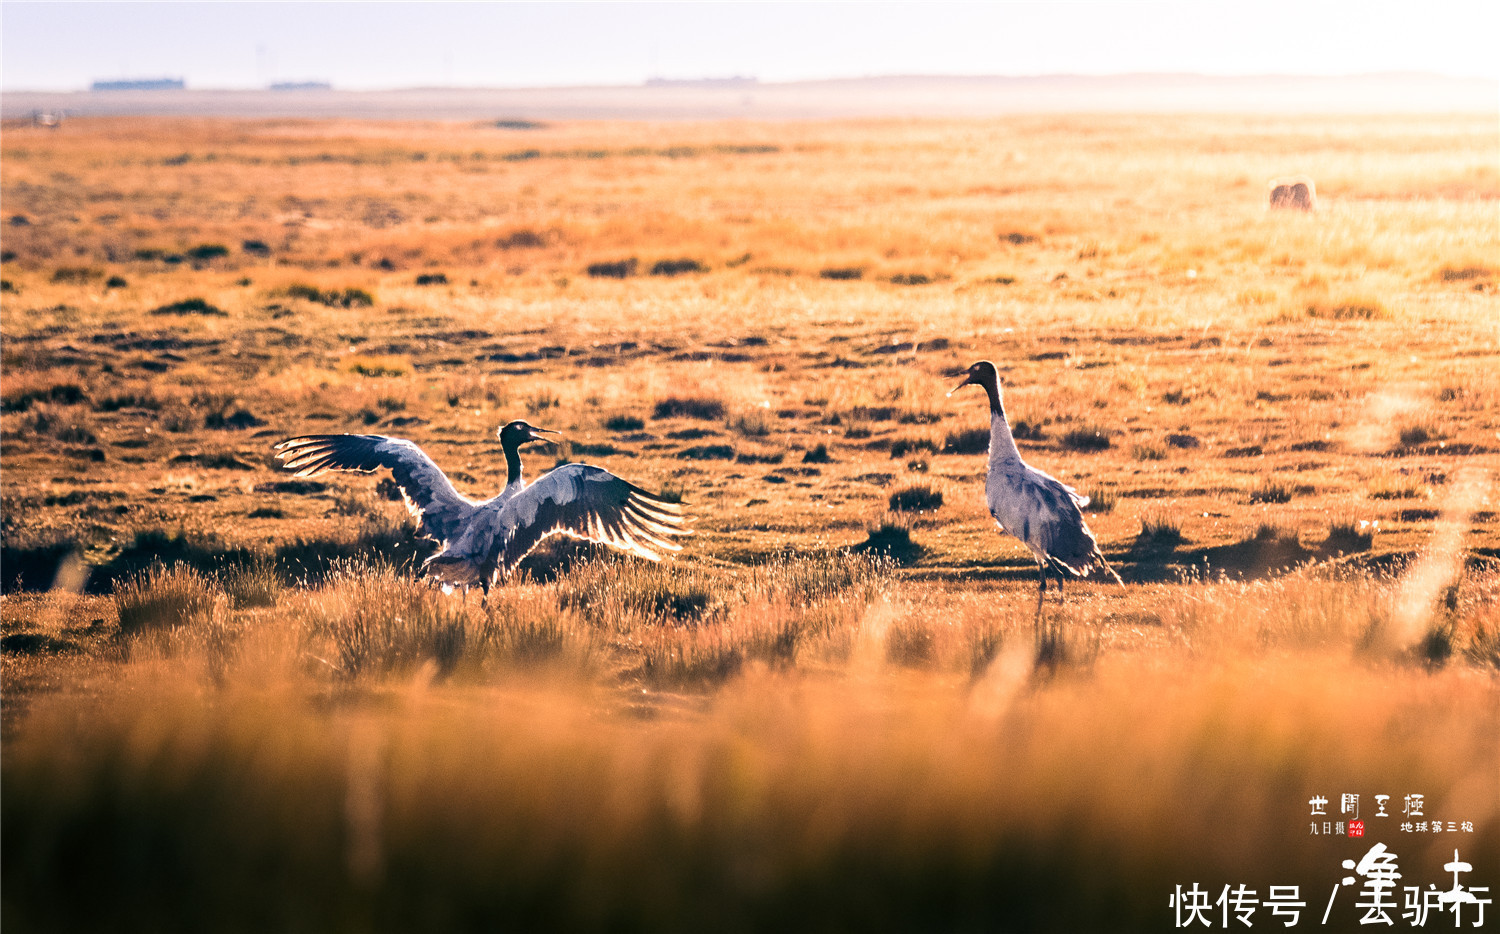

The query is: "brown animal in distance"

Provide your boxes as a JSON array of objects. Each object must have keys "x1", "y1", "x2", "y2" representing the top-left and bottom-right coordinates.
[{"x1": 1269, "y1": 176, "x2": 1316, "y2": 211}]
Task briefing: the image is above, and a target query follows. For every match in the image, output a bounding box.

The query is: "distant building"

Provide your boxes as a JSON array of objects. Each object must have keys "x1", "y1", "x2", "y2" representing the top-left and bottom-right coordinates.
[
  {"x1": 645, "y1": 76, "x2": 757, "y2": 88},
  {"x1": 269, "y1": 81, "x2": 332, "y2": 92},
  {"x1": 91, "y1": 78, "x2": 185, "y2": 91}
]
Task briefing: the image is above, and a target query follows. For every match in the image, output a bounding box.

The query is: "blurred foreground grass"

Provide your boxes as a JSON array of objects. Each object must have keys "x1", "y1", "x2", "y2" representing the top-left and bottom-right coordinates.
[{"x1": 4, "y1": 554, "x2": 1498, "y2": 932}]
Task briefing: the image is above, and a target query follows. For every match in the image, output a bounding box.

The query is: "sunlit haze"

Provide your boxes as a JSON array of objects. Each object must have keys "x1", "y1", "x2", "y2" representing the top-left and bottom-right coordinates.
[{"x1": 3, "y1": 0, "x2": 1497, "y2": 92}]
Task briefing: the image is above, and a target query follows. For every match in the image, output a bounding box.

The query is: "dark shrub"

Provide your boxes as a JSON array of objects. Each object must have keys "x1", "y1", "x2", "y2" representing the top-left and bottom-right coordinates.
[
  {"x1": 187, "y1": 244, "x2": 230, "y2": 261},
  {"x1": 1061, "y1": 427, "x2": 1111, "y2": 452},
  {"x1": 653, "y1": 397, "x2": 726, "y2": 420},
  {"x1": 497, "y1": 229, "x2": 547, "y2": 249},
  {"x1": 1323, "y1": 521, "x2": 1373, "y2": 555},
  {"x1": 650, "y1": 259, "x2": 705, "y2": 276},
  {"x1": 336, "y1": 287, "x2": 375, "y2": 308},
  {"x1": 889, "y1": 483, "x2": 943, "y2": 512},
  {"x1": 943, "y1": 427, "x2": 989, "y2": 455},
  {"x1": 604, "y1": 414, "x2": 645, "y2": 432},
  {"x1": 819, "y1": 267, "x2": 863, "y2": 280},
  {"x1": 3, "y1": 383, "x2": 87, "y2": 412},
  {"x1": 677, "y1": 445, "x2": 736, "y2": 460},
  {"x1": 51, "y1": 267, "x2": 101, "y2": 284},
  {"x1": 1135, "y1": 516, "x2": 1185, "y2": 550},
  {"x1": 1397, "y1": 424, "x2": 1436, "y2": 448},
  {"x1": 150, "y1": 298, "x2": 226, "y2": 317},
  {"x1": 242, "y1": 239, "x2": 272, "y2": 256},
  {"x1": 587, "y1": 259, "x2": 637, "y2": 279},
  {"x1": 889, "y1": 438, "x2": 938, "y2": 458},
  {"x1": 802, "y1": 443, "x2": 834, "y2": 464},
  {"x1": 853, "y1": 518, "x2": 922, "y2": 565},
  {"x1": 415, "y1": 273, "x2": 449, "y2": 286},
  {"x1": 1012, "y1": 420, "x2": 1046, "y2": 441},
  {"x1": 280, "y1": 284, "x2": 375, "y2": 308}
]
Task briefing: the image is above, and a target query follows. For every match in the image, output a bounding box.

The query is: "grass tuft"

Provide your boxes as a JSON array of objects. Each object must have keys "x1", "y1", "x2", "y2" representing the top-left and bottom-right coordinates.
[
  {"x1": 888, "y1": 483, "x2": 943, "y2": 512},
  {"x1": 1135, "y1": 514, "x2": 1185, "y2": 550},
  {"x1": 1083, "y1": 485, "x2": 1117, "y2": 513},
  {"x1": 654, "y1": 397, "x2": 726, "y2": 420},
  {"x1": 943, "y1": 426, "x2": 989, "y2": 455},
  {"x1": 1305, "y1": 295, "x2": 1389, "y2": 321},
  {"x1": 1249, "y1": 480, "x2": 1293, "y2": 504},
  {"x1": 1061, "y1": 426, "x2": 1111, "y2": 452},
  {"x1": 223, "y1": 558, "x2": 281, "y2": 608},
  {"x1": 886, "y1": 620, "x2": 934, "y2": 667},
  {"x1": 114, "y1": 564, "x2": 225, "y2": 636},
  {"x1": 1322, "y1": 520, "x2": 1373, "y2": 555},
  {"x1": 888, "y1": 438, "x2": 937, "y2": 458},
  {"x1": 604, "y1": 414, "x2": 646, "y2": 432}
]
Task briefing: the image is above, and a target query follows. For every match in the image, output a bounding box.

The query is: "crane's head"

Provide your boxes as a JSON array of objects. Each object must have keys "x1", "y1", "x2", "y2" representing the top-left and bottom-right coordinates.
[
  {"x1": 497, "y1": 420, "x2": 559, "y2": 448},
  {"x1": 947, "y1": 360, "x2": 1000, "y2": 398}
]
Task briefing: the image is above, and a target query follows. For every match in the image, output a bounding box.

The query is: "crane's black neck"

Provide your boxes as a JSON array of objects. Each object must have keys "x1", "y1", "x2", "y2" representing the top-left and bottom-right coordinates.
[
  {"x1": 502, "y1": 439, "x2": 524, "y2": 486},
  {"x1": 976, "y1": 372, "x2": 1004, "y2": 418}
]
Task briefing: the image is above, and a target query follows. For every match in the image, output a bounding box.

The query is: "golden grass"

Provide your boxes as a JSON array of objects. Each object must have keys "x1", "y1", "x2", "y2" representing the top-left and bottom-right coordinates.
[
  {"x1": 3, "y1": 112, "x2": 1498, "y2": 930},
  {"x1": 4, "y1": 558, "x2": 1499, "y2": 931}
]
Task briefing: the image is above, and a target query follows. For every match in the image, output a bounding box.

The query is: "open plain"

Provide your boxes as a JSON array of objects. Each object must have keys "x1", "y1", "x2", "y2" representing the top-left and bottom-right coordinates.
[{"x1": 2, "y1": 113, "x2": 1498, "y2": 931}]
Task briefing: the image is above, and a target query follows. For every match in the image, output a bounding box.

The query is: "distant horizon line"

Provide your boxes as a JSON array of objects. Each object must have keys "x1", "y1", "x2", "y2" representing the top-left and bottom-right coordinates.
[{"x1": 6, "y1": 69, "x2": 1496, "y2": 96}]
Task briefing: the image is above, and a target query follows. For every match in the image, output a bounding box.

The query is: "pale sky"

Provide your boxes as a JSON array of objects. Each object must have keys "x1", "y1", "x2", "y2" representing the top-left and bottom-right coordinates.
[{"x1": 2, "y1": 1, "x2": 1497, "y2": 92}]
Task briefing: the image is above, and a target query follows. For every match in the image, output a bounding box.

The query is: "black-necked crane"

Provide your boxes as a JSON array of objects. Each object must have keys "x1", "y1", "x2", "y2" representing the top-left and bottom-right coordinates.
[
  {"x1": 274, "y1": 420, "x2": 690, "y2": 594},
  {"x1": 949, "y1": 361, "x2": 1122, "y2": 616}
]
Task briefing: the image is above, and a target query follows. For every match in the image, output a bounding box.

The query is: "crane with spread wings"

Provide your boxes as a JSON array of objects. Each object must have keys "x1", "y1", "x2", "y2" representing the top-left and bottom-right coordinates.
[{"x1": 274, "y1": 420, "x2": 690, "y2": 594}]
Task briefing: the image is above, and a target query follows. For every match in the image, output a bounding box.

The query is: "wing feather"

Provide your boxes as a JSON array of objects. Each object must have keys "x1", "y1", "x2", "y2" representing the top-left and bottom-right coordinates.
[
  {"x1": 273, "y1": 434, "x2": 478, "y2": 544},
  {"x1": 490, "y1": 464, "x2": 691, "y2": 574}
]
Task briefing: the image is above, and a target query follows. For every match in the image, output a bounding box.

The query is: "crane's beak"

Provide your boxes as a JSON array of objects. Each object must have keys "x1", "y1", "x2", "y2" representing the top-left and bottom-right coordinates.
[
  {"x1": 946, "y1": 371, "x2": 975, "y2": 398},
  {"x1": 526, "y1": 426, "x2": 561, "y2": 446}
]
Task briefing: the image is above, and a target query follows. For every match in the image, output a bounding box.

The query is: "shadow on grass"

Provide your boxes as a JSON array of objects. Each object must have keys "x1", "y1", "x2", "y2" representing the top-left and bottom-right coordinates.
[
  {"x1": 1, "y1": 523, "x2": 436, "y2": 595},
  {"x1": 1123, "y1": 522, "x2": 1378, "y2": 583}
]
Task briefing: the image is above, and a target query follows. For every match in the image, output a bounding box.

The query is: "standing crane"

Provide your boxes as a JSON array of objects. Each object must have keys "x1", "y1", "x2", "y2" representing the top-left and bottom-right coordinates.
[
  {"x1": 950, "y1": 361, "x2": 1121, "y2": 616},
  {"x1": 274, "y1": 420, "x2": 690, "y2": 594}
]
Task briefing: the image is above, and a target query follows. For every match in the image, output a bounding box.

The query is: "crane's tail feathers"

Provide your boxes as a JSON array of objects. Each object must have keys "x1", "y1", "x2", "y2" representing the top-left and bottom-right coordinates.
[
  {"x1": 1097, "y1": 552, "x2": 1125, "y2": 586},
  {"x1": 1049, "y1": 549, "x2": 1125, "y2": 585}
]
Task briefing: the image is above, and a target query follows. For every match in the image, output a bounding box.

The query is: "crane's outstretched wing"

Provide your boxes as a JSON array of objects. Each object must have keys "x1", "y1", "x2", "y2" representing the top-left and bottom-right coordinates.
[
  {"x1": 273, "y1": 434, "x2": 478, "y2": 544},
  {"x1": 490, "y1": 464, "x2": 690, "y2": 574}
]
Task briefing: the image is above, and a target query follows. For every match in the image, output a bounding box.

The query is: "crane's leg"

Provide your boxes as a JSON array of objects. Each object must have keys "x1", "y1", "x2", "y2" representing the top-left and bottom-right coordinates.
[{"x1": 1035, "y1": 560, "x2": 1048, "y2": 621}]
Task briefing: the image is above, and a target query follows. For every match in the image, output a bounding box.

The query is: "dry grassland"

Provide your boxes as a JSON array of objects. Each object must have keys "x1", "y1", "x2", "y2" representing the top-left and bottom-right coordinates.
[{"x1": 2, "y1": 114, "x2": 1498, "y2": 931}]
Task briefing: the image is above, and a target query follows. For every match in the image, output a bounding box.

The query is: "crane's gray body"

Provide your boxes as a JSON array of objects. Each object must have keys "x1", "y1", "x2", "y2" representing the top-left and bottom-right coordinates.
[
  {"x1": 984, "y1": 411, "x2": 1108, "y2": 578},
  {"x1": 274, "y1": 426, "x2": 688, "y2": 593}
]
